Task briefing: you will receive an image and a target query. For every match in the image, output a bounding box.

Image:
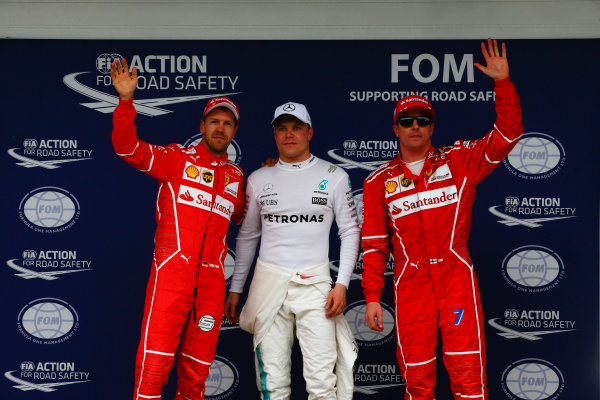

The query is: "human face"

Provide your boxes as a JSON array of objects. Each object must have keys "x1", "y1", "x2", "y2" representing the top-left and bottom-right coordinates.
[
  {"x1": 273, "y1": 119, "x2": 313, "y2": 163},
  {"x1": 200, "y1": 108, "x2": 238, "y2": 158},
  {"x1": 393, "y1": 110, "x2": 434, "y2": 156}
]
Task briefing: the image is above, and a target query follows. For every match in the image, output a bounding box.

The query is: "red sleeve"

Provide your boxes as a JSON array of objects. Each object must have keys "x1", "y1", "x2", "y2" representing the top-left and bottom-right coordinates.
[
  {"x1": 452, "y1": 77, "x2": 523, "y2": 183},
  {"x1": 112, "y1": 98, "x2": 175, "y2": 181},
  {"x1": 231, "y1": 172, "x2": 246, "y2": 226},
  {"x1": 360, "y1": 169, "x2": 391, "y2": 304}
]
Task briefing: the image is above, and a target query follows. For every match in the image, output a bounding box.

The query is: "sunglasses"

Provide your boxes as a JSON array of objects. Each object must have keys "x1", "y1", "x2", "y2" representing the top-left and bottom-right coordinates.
[{"x1": 397, "y1": 116, "x2": 432, "y2": 128}]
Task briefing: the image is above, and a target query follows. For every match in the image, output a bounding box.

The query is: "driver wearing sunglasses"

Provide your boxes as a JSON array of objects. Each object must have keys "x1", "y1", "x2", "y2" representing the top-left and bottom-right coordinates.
[
  {"x1": 361, "y1": 39, "x2": 523, "y2": 400},
  {"x1": 392, "y1": 95, "x2": 436, "y2": 165}
]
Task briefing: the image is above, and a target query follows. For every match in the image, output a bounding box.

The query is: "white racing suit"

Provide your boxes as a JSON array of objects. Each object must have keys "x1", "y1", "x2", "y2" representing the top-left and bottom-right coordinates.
[
  {"x1": 231, "y1": 155, "x2": 360, "y2": 399},
  {"x1": 240, "y1": 259, "x2": 357, "y2": 400}
]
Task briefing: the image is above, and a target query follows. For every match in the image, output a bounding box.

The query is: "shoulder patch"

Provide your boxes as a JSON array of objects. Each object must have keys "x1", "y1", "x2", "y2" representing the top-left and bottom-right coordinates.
[
  {"x1": 366, "y1": 161, "x2": 392, "y2": 179},
  {"x1": 227, "y1": 162, "x2": 244, "y2": 176},
  {"x1": 365, "y1": 161, "x2": 396, "y2": 183}
]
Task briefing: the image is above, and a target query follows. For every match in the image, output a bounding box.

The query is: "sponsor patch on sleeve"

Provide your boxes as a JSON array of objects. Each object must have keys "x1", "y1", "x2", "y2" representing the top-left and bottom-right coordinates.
[{"x1": 224, "y1": 180, "x2": 239, "y2": 197}]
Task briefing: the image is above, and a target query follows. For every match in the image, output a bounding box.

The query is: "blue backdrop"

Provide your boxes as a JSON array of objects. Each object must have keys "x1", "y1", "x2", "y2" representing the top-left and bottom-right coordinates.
[{"x1": 1, "y1": 39, "x2": 598, "y2": 400}]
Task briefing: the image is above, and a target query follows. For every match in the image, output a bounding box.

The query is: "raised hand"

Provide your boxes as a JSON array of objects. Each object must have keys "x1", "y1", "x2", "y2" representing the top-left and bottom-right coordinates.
[
  {"x1": 110, "y1": 57, "x2": 138, "y2": 100},
  {"x1": 474, "y1": 38, "x2": 509, "y2": 81}
]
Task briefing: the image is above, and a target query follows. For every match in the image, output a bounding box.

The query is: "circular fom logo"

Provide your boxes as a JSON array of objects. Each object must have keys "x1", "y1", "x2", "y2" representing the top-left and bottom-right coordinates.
[
  {"x1": 502, "y1": 358, "x2": 564, "y2": 399},
  {"x1": 17, "y1": 298, "x2": 79, "y2": 344},
  {"x1": 345, "y1": 300, "x2": 395, "y2": 347},
  {"x1": 19, "y1": 187, "x2": 80, "y2": 233},
  {"x1": 504, "y1": 133, "x2": 565, "y2": 179},
  {"x1": 204, "y1": 356, "x2": 239, "y2": 399},
  {"x1": 502, "y1": 245, "x2": 564, "y2": 293},
  {"x1": 184, "y1": 134, "x2": 242, "y2": 165}
]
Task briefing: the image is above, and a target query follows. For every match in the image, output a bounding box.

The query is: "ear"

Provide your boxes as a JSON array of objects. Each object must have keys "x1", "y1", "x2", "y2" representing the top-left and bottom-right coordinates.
[
  {"x1": 393, "y1": 124, "x2": 400, "y2": 138},
  {"x1": 308, "y1": 127, "x2": 314, "y2": 141},
  {"x1": 199, "y1": 119, "x2": 205, "y2": 134}
]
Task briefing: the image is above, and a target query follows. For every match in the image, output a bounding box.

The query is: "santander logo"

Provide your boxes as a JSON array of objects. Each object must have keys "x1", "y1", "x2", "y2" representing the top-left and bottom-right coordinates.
[{"x1": 389, "y1": 186, "x2": 458, "y2": 219}]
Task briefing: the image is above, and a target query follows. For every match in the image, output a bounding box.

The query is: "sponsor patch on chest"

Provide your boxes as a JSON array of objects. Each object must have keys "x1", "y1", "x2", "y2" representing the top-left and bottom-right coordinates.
[
  {"x1": 182, "y1": 161, "x2": 215, "y2": 187},
  {"x1": 312, "y1": 197, "x2": 328, "y2": 205},
  {"x1": 387, "y1": 185, "x2": 458, "y2": 219},
  {"x1": 177, "y1": 185, "x2": 234, "y2": 220},
  {"x1": 385, "y1": 174, "x2": 415, "y2": 197},
  {"x1": 427, "y1": 164, "x2": 452, "y2": 184}
]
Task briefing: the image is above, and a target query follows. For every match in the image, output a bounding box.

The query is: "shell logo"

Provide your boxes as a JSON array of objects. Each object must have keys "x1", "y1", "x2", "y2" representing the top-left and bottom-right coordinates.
[
  {"x1": 185, "y1": 165, "x2": 200, "y2": 179},
  {"x1": 385, "y1": 181, "x2": 398, "y2": 194}
]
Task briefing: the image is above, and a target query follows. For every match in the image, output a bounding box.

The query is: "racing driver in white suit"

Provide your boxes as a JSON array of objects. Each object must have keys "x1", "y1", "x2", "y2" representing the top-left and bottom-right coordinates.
[{"x1": 224, "y1": 102, "x2": 360, "y2": 399}]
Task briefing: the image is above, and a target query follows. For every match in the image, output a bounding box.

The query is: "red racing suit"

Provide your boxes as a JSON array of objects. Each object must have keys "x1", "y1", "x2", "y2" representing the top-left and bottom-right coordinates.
[
  {"x1": 361, "y1": 78, "x2": 522, "y2": 400},
  {"x1": 112, "y1": 98, "x2": 245, "y2": 400}
]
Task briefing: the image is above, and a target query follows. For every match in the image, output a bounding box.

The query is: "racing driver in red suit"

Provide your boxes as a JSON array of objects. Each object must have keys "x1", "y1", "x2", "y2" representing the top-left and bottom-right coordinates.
[
  {"x1": 361, "y1": 39, "x2": 522, "y2": 399},
  {"x1": 111, "y1": 58, "x2": 245, "y2": 400}
]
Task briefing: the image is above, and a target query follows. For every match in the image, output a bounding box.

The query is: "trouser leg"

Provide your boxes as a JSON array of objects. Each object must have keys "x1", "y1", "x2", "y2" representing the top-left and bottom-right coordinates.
[
  {"x1": 291, "y1": 282, "x2": 337, "y2": 400},
  {"x1": 394, "y1": 262, "x2": 438, "y2": 400},
  {"x1": 434, "y1": 261, "x2": 486, "y2": 399},
  {"x1": 254, "y1": 305, "x2": 295, "y2": 400},
  {"x1": 176, "y1": 264, "x2": 225, "y2": 399},
  {"x1": 133, "y1": 249, "x2": 195, "y2": 400}
]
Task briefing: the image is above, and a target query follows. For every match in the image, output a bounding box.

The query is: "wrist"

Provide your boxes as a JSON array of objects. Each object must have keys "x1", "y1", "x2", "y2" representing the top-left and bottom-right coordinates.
[
  {"x1": 365, "y1": 293, "x2": 380, "y2": 303},
  {"x1": 493, "y1": 76, "x2": 511, "y2": 85}
]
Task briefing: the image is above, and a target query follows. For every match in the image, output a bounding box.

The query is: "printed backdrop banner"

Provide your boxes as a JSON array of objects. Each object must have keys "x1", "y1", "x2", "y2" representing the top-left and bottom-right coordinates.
[{"x1": 1, "y1": 39, "x2": 598, "y2": 400}]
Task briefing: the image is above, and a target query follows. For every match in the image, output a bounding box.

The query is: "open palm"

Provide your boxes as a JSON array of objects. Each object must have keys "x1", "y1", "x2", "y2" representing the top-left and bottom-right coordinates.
[
  {"x1": 474, "y1": 38, "x2": 509, "y2": 81},
  {"x1": 110, "y1": 58, "x2": 138, "y2": 100}
]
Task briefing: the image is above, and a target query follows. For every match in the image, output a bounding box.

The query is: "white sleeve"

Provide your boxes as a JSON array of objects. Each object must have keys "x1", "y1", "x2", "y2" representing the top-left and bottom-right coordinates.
[
  {"x1": 230, "y1": 177, "x2": 262, "y2": 293},
  {"x1": 332, "y1": 171, "x2": 360, "y2": 288}
]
